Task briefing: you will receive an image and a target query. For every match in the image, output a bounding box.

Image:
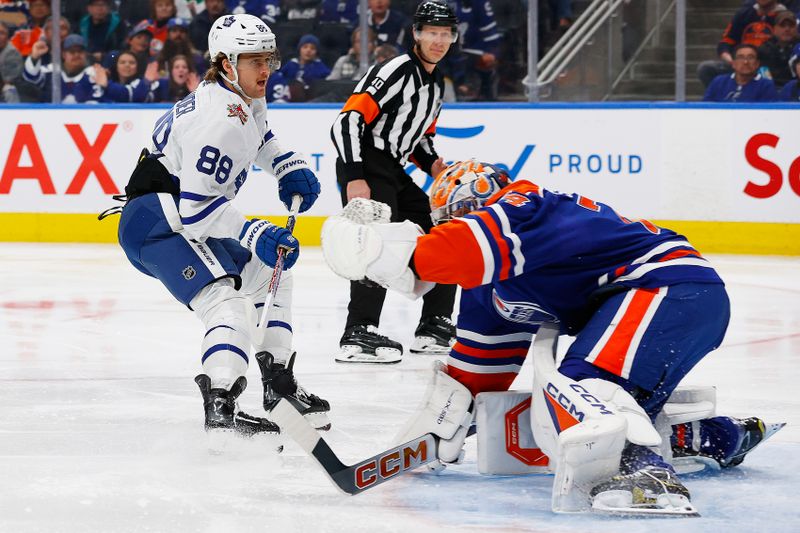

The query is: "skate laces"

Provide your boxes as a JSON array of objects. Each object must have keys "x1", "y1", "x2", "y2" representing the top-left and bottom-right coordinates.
[
  {"x1": 281, "y1": 354, "x2": 321, "y2": 404},
  {"x1": 362, "y1": 324, "x2": 392, "y2": 340}
]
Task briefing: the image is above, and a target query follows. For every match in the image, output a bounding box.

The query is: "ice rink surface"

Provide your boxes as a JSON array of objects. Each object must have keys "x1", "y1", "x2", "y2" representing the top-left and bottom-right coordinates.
[{"x1": 1, "y1": 243, "x2": 798, "y2": 533}]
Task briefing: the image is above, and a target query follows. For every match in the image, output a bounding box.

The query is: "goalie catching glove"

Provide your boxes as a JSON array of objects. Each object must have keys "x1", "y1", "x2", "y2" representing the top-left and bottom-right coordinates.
[{"x1": 321, "y1": 198, "x2": 434, "y2": 299}]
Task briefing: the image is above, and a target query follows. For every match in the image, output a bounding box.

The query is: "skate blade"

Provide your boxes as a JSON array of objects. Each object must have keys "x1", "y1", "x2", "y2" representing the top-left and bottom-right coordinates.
[
  {"x1": 334, "y1": 345, "x2": 402, "y2": 364},
  {"x1": 763, "y1": 421, "x2": 786, "y2": 441},
  {"x1": 206, "y1": 427, "x2": 236, "y2": 455},
  {"x1": 304, "y1": 411, "x2": 332, "y2": 431},
  {"x1": 673, "y1": 455, "x2": 721, "y2": 475},
  {"x1": 592, "y1": 491, "x2": 700, "y2": 517},
  {"x1": 409, "y1": 336, "x2": 453, "y2": 355},
  {"x1": 250, "y1": 430, "x2": 285, "y2": 454}
]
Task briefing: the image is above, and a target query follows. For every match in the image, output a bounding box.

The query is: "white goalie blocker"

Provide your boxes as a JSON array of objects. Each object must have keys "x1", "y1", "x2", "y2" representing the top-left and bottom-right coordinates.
[{"x1": 321, "y1": 198, "x2": 434, "y2": 299}]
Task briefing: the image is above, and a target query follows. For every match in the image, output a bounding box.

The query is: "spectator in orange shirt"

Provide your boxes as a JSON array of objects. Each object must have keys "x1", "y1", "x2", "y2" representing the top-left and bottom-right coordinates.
[
  {"x1": 146, "y1": 0, "x2": 178, "y2": 57},
  {"x1": 12, "y1": 15, "x2": 69, "y2": 60}
]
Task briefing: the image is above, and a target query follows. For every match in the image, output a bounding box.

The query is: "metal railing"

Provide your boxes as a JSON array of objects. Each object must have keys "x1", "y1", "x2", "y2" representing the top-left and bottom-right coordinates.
[
  {"x1": 524, "y1": 0, "x2": 625, "y2": 101},
  {"x1": 604, "y1": 0, "x2": 688, "y2": 102}
]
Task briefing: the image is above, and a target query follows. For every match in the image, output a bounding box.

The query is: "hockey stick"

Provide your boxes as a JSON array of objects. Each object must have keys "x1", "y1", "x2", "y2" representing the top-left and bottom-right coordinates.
[
  {"x1": 256, "y1": 195, "x2": 302, "y2": 345},
  {"x1": 269, "y1": 398, "x2": 440, "y2": 495}
]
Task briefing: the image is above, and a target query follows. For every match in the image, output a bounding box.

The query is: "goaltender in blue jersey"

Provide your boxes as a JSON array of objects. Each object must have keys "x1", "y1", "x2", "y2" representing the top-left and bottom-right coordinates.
[
  {"x1": 321, "y1": 160, "x2": 782, "y2": 516},
  {"x1": 112, "y1": 14, "x2": 331, "y2": 437}
]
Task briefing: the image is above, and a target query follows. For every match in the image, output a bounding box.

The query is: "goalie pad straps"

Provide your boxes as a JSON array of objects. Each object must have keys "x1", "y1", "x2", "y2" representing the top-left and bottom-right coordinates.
[
  {"x1": 654, "y1": 385, "x2": 717, "y2": 461},
  {"x1": 393, "y1": 361, "x2": 475, "y2": 464},
  {"x1": 579, "y1": 379, "x2": 662, "y2": 447}
]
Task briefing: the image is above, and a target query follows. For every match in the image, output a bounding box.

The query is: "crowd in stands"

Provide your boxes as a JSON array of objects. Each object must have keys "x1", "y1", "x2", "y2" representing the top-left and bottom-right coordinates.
[
  {"x1": 1, "y1": 0, "x2": 571, "y2": 104},
  {"x1": 5, "y1": 1, "x2": 797, "y2": 104},
  {"x1": 700, "y1": 0, "x2": 800, "y2": 102}
]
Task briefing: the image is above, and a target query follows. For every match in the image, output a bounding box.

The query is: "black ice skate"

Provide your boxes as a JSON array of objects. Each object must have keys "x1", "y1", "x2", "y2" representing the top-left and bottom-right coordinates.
[
  {"x1": 589, "y1": 466, "x2": 699, "y2": 517},
  {"x1": 256, "y1": 351, "x2": 331, "y2": 431},
  {"x1": 410, "y1": 315, "x2": 456, "y2": 355},
  {"x1": 195, "y1": 374, "x2": 280, "y2": 437},
  {"x1": 672, "y1": 416, "x2": 786, "y2": 468},
  {"x1": 335, "y1": 324, "x2": 403, "y2": 364}
]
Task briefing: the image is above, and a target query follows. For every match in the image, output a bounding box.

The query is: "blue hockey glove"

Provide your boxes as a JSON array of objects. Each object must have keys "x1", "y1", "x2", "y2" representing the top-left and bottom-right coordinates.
[
  {"x1": 272, "y1": 151, "x2": 321, "y2": 213},
  {"x1": 239, "y1": 219, "x2": 299, "y2": 270}
]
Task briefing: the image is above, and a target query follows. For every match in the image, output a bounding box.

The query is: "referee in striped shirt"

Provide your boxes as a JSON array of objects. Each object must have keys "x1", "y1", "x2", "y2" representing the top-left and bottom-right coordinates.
[{"x1": 330, "y1": 0, "x2": 459, "y2": 364}]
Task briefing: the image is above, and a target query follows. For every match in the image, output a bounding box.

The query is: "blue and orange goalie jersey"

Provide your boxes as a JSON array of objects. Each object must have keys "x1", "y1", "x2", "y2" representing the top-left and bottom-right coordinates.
[{"x1": 413, "y1": 181, "x2": 724, "y2": 334}]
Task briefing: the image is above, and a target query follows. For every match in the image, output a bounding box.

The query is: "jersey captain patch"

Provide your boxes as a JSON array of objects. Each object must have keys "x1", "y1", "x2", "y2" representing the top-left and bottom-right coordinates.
[{"x1": 227, "y1": 103, "x2": 249, "y2": 125}]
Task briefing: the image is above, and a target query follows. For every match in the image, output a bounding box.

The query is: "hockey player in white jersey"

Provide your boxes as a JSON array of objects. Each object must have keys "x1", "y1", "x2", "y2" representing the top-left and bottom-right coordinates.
[{"x1": 115, "y1": 13, "x2": 330, "y2": 435}]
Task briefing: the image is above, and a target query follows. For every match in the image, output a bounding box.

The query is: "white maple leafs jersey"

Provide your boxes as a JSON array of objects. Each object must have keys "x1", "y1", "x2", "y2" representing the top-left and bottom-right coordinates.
[{"x1": 149, "y1": 80, "x2": 285, "y2": 242}]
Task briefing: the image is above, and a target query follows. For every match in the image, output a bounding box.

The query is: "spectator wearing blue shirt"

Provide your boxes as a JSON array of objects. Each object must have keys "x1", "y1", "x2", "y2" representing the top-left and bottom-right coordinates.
[
  {"x1": 704, "y1": 44, "x2": 779, "y2": 101},
  {"x1": 779, "y1": 42, "x2": 800, "y2": 100},
  {"x1": 280, "y1": 34, "x2": 331, "y2": 101},
  {"x1": 320, "y1": 0, "x2": 358, "y2": 26},
  {"x1": 148, "y1": 53, "x2": 199, "y2": 102},
  {"x1": 75, "y1": 50, "x2": 151, "y2": 103},
  {"x1": 22, "y1": 33, "x2": 91, "y2": 102},
  {"x1": 446, "y1": 0, "x2": 502, "y2": 101},
  {"x1": 226, "y1": 1, "x2": 282, "y2": 24},
  {"x1": 267, "y1": 69, "x2": 291, "y2": 102},
  {"x1": 369, "y1": 0, "x2": 410, "y2": 51},
  {"x1": 189, "y1": 0, "x2": 229, "y2": 53}
]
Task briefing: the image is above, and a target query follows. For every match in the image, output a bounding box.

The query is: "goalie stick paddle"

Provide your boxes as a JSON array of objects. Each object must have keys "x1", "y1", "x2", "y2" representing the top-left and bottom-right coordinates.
[
  {"x1": 269, "y1": 399, "x2": 439, "y2": 495},
  {"x1": 256, "y1": 195, "x2": 302, "y2": 344}
]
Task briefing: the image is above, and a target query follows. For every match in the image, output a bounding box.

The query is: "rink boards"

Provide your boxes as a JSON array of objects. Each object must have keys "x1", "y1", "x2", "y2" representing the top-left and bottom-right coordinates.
[{"x1": 0, "y1": 102, "x2": 798, "y2": 254}]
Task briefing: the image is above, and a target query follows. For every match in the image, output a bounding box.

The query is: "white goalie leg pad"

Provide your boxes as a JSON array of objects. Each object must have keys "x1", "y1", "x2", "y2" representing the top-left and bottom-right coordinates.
[
  {"x1": 393, "y1": 361, "x2": 475, "y2": 464},
  {"x1": 191, "y1": 279, "x2": 252, "y2": 390},
  {"x1": 579, "y1": 379, "x2": 662, "y2": 447},
  {"x1": 530, "y1": 323, "x2": 627, "y2": 512},
  {"x1": 475, "y1": 391, "x2": 550, "y2": 475}
]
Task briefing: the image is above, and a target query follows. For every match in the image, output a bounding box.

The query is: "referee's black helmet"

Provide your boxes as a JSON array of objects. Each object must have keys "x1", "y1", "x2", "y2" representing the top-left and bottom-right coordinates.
[{"x1": 413, "y1": 1, "x2": 458, "y2": 30}]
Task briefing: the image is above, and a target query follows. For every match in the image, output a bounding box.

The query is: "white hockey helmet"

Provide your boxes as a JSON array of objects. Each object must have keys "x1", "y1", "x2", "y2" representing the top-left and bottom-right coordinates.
[
  {"x1": 430, "y1": 160, "x2": 510, "y2": 224},
  {"x1": 208, "y1": 13, "x2": 280, "y2": 71}
]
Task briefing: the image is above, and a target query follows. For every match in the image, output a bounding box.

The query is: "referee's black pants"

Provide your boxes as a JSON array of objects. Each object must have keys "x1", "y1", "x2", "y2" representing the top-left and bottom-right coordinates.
[{"x1": 336, "y1": 149, "x2": 457, "y2": 332}]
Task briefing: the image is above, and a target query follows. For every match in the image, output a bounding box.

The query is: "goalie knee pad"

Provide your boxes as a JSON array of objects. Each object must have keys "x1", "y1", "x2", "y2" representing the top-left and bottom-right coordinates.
[
  {"x1": 393, "y1": 361, "x2": 475, "y2": 464},
  {"x1": 191, "y1": 280, "x2": 253, "y2": 390}
]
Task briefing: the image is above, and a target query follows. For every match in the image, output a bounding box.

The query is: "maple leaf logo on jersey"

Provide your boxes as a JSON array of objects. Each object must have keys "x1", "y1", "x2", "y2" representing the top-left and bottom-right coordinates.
[{"x1": 227, "y1": 103, "x2": 249, "y2": 125}]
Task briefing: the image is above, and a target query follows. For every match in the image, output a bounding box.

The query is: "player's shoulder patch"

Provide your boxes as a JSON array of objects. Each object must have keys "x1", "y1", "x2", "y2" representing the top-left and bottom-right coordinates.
[
  {"x1": 500, "y1": 191, "x2": 531, "y2": 208},
  {"x1": 226, "y1": 102, "x2": 249, "y2": 125}
]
